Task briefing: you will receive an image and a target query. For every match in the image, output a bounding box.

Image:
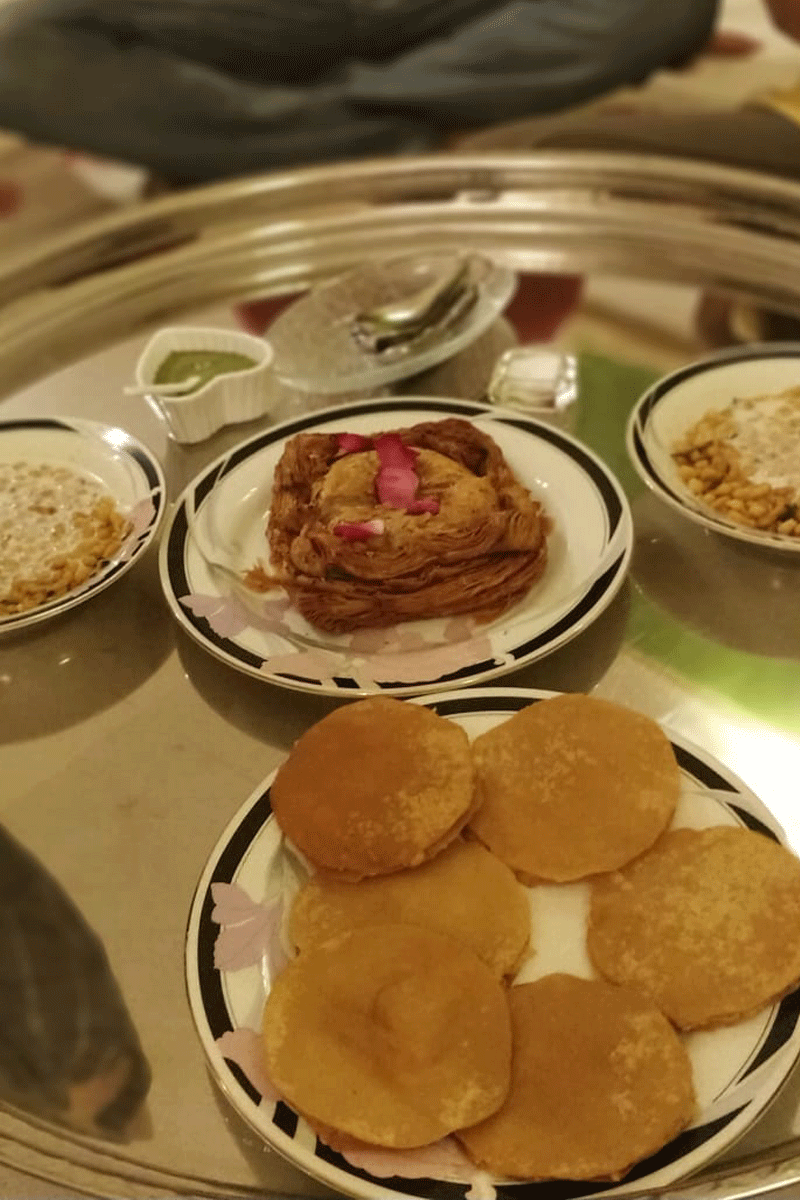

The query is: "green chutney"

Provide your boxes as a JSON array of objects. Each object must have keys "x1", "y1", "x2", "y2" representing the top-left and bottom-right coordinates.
[{"x1": 154, "y1": 349, "x2": 259, "y2": 393}]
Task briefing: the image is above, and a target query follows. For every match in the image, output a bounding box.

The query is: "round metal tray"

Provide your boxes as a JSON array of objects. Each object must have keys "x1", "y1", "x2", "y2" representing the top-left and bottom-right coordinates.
[{"x1": 2, "y1": 151, "x2": 800, "y2": 1199}]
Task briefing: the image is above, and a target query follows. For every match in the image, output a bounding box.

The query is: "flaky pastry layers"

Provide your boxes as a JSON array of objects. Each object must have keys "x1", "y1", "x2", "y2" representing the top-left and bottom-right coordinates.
[{"x1": 264, "y1": 418, "x2": 549, "y2": 632}]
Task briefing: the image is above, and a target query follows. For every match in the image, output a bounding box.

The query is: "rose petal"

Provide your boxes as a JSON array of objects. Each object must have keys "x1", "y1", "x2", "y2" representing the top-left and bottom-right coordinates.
[
  {"x1": 407, "y1": 497, "x2": 440, "y2": 515},
  {"x1": 374, "y1": 433, "x2": 420, "y2": 509},
  {"x1": 336, "y1": 432, "x2": 371, "y2": 456},
  {"x1": 333, "y1": 519, "x2": 385, "y2": 541}
]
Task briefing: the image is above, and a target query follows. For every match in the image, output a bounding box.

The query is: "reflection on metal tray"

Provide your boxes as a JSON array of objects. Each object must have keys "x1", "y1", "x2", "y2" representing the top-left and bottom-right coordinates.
[{"x1": 2, "y1": 153, "x2": 800, "y2": 1200}]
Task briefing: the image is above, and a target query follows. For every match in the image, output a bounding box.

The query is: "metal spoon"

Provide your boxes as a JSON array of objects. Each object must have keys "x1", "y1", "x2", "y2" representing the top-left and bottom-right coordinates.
[{"x1": 352, "y1": 257, "x2": 475, "y2": 351}]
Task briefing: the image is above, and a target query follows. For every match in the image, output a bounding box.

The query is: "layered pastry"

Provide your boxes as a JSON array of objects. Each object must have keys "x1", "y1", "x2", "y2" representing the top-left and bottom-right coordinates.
[{"x1": 260, "y1": 417, "x2": 549, "y2": 633}]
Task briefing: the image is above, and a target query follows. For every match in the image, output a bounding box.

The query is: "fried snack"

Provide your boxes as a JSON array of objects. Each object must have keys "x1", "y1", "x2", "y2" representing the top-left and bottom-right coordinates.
[
  {"x1": 290, "y1": 839, "x2": 530, "y2": 976},
  {"x1": 469, "y1": 694, "x2": 680, "y2": 884},
  {"x1": 672, "y1": 389, "x2": 800, "y2": 537},
  {"x1": 262, "y1": 924, "x2": 512, "y2": 1148},
  {"x1": 458, "y1": 974, "x2": 694, "y2": 1181},
  {"x1": 270, "y1": 697, "x2": 477, "y2": 879},
  {"x1": 263, "y1": 417, "x2": 549, "y2": 632},
  {"x1": 588, "y1": 826, "x2": 800, "y2": 1030},
  {"x1": 1, "y1": 463, "x2": 131, "y2": 617}
]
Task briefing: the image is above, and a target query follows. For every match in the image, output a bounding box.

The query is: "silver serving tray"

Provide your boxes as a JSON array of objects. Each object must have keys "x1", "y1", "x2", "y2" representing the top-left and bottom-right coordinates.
[{"x1": 2, "y1": 151, "x2": 800, "y2": 1199}]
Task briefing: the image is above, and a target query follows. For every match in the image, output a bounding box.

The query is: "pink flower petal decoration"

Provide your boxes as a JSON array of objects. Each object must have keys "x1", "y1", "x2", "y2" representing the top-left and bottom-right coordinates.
[
  {"x1": 374, "y1": 433, "x2": 420, "y2": 509},
  {"x1": 129, "y1": 497, "x2": 157, "y2": 537},
  {"x1": 347, "y1": 627, "x2": 395, "y2": 654},
  {"x1": 261, "y1": 649, "x2": 341, "y2": 680},
  {"x1": 443, "y1": 616, "x2": 475, "y2": 643},
  {"x1": 406, "y1": 497, "x2": 440, "y2": 515},
  {"x1": 216, "y1": 1029, "x2": 281, "y2": 1104},
  {"x1": 355, "y1": 635, "x2": 495, "y2": 684},
  {"x1": 212, "y1": 884, "x2": 283, "y2": 972},
  {"x1": 394, "y1": 631, "x2": 429, "y2": 652},
  {"x1": 336, "y1": 433, "x2": 371, "y2": 456},
  {"x1": 338, "y1": 1135, "x2": 492, "y2": 1191},
  {"x1": 211, "y1": 882, "x2": 265, "y2": 925},
  {"x1": 180, "y1": 592, "x2": 250, "y2": 638},
  {"x1": 333, "y1": 519, "x2": 385, "y2": 541}
]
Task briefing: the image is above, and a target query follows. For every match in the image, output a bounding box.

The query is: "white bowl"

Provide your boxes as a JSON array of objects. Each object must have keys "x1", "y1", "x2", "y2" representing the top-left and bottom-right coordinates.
[
  {"x1": 135, "y1": 326, "x2": 274, "y2": 443},
  {"x1": 626, "y1": 342, "x2": 800, "y2": 552}
]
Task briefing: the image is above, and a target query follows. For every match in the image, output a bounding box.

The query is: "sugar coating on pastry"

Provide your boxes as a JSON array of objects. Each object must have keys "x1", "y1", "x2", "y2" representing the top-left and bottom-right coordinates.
[
  {"x1": 262, "y1": 924, "x2": 512, "y2": 1148},
  {"x1": 588, "y1": 825, "x2": 800, "y2": 1029},
  {"x1": 458, "y1": 974, "x2": 694, "y2": 1181},
  {"x1": 290, "y1": 838, "x2": 530, "y2": 976},
  {"x1": 270, "y1": 697, "x2": 477, "y2": 878},
  {"x1": 469, "y1": 694, "x2": 680, "y2": 883}
]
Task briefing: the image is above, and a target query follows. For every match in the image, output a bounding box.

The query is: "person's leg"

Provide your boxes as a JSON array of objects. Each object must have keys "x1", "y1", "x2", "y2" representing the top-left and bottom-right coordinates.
[{"x1": 0, "y1": 9, "x2": 419, "y2": 185}]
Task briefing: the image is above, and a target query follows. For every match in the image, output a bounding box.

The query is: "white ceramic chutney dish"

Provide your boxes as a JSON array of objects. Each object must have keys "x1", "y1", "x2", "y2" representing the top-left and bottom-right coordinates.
[{"x1": 135, "y1": 326, "x2": 274, "y2": 444}]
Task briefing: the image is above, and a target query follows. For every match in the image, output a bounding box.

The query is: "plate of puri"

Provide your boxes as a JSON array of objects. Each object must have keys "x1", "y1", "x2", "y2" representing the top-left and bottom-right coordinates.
[{"x1": 185, "y1": 688, "x2": 800, "y2": 1200}]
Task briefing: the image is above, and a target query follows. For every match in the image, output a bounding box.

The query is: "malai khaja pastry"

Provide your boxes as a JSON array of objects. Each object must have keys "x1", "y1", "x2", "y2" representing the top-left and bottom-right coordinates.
[
  {"x1": 290, "y1": 838, "x2": 530, "y2": 977},
  {"x1": 458, "y1": 974, "x2": 695, "y2": 1181},
  {"x1": 270, "y1": 697, "x2": 477, "y2": 879},
  {"x1": 469, "y1": 694, "x2": 680, "y2": 883},
  {"x1": 262, "y1": 924, "x2": 512, "y2": 1148},
  {"x1": 262, "y1": 417, "x2": 550, "y2": 633},
  {"x1": 588, "y1": 826, "x2": 800, "y2": 1030}
]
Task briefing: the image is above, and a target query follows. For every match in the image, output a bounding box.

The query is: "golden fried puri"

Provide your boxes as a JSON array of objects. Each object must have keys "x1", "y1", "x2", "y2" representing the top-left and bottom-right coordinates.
[
  {"x1": 270, "y1": 697, "x2": 477, "y2": 879},
  {"x1": 262, "y1": 924, "x2": 512, "y2": 1148},
  {"x1": 470, "y1": 694, "x2": 680, "y2": 883},
  {"x1": 458, "y1": 974, "x2": 695, "y2": 1181},
  {"x1": 290, "y1": 839, "x2": 530, "y2": 976},
  {"x1": 588, "y1": 826, "x2": 800, "y2": 1030}
]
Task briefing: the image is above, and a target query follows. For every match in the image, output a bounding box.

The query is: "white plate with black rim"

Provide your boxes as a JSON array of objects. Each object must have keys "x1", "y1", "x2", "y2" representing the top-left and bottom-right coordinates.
[
  {"x1": 159, "y1": 397, "x2": 632, "y2": 697},
  {"x1": 0, "y1": 417, "x2": 165, "y2": 633},
  {"x1": 184, "y1": 687, "x2": 800, "y2": 1200},
  {"x1": 626, "y1": 343, "x2": 800, "y2": 551}
]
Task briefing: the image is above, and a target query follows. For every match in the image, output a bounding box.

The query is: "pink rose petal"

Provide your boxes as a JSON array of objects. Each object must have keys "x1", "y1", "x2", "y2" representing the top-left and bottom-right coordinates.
[
  {"x1": 336, "y1": 432, "x2": 371, "y2": 456},
  {"x1": 374, "y1": 433, "x2": 420, "y2": 509},
  {"x1": 333, "y1": 519, "x2": 385, "y2": 541},
  {"x1": 407, "y1": 497, "x2": 440, "y2": 515}
]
